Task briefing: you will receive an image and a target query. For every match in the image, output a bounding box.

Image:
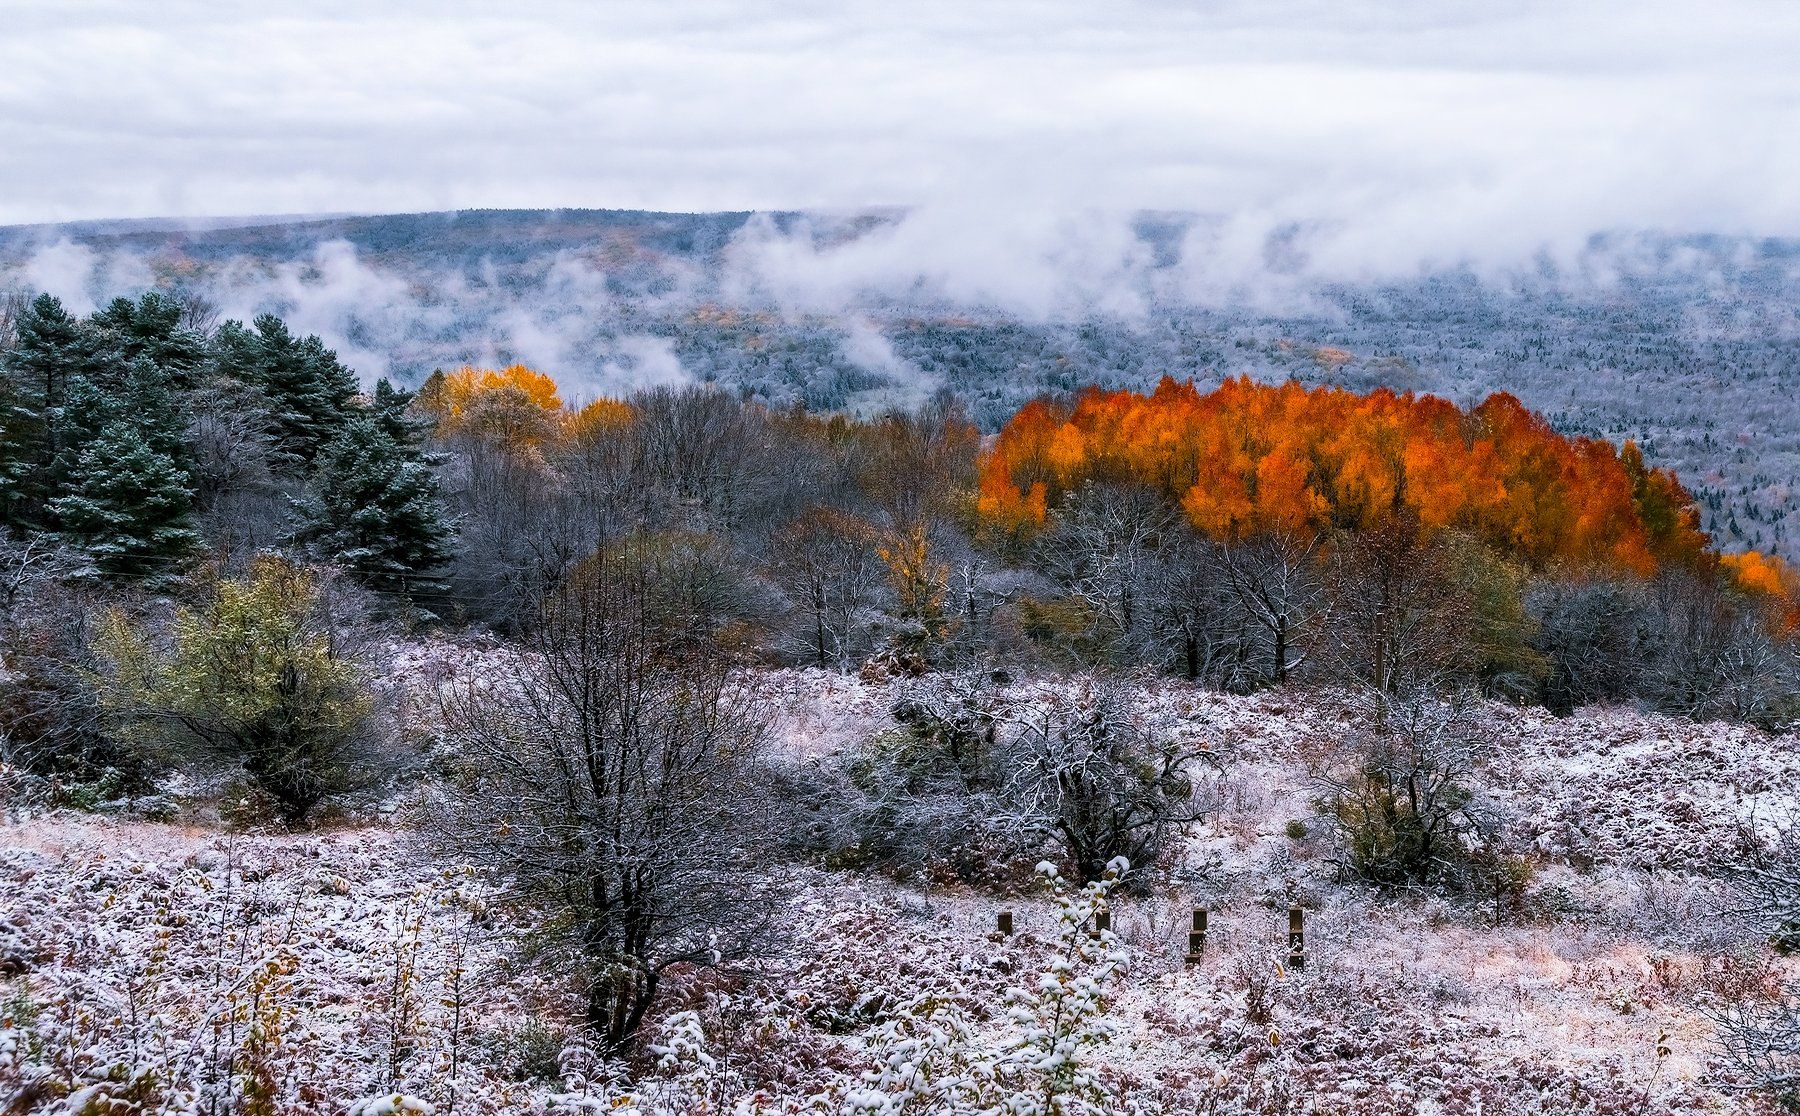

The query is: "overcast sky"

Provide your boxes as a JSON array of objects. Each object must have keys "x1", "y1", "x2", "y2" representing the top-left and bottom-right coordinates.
[{"x1": 4, "y1": 0, "x2": 1799, "y2": 259}]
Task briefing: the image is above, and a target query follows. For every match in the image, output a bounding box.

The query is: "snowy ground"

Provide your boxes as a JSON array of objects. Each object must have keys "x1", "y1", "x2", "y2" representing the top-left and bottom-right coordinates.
[{"x1": 3, "y1": 664, "x2": 1796, "y2": 1114}]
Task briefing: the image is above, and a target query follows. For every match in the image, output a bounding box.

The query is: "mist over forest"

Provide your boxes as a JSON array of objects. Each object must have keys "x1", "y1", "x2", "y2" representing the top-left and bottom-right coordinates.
[
  {"x1": 5, "y1": 206, "x2": 1795, "y2": 559},
  {"x1": 13, "y1": 0, "x2": 1800, "y2": 1109}
]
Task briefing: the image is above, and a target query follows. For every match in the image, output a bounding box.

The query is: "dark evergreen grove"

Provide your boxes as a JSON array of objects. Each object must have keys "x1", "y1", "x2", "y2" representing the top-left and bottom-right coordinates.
[{"x1": 0, "y1": 291, "x2": 453, "y2": 600}]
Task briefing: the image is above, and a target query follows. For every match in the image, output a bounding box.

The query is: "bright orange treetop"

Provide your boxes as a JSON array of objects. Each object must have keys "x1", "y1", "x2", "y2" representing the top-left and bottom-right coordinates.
[
  {"x1": 418, "y1": 364, "x2": 637, "y2": 449},
  {"x1": 423, "y1": 364, "x2": 565, "y2": 418},
  {"x1": 1720, "y1": 550, "x2": 1800, "y2": 631},
  {"x1": 977, "y1": 377, "x2": 1711, "y2": 575}
]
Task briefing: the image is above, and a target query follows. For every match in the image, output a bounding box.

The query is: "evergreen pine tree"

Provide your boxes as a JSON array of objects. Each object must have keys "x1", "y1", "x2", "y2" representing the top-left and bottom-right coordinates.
[
  {"x1": 369, "y1": 378, "x2": 435, "y2": 447},
  {"x1": 50, "y1": 360, "x2": 192, "y2": 511},
  {"x1": 2, "y1": 293, "x2": 107, "y2": 522},
  {"x1": 51, "y1": 419, "x2": 199, "y2": 586},
  {"x1": 212, "y1": 315, "x2": 360, "y2": 461},
  {"x1": 291, "y1": 413, "x2": 454, "y2": 599},
  {"x1": 47, "y1": 374, "x2": 113, "y2": 490},
  {"x1": 91, "y1": 292, "x2": 207, "y2": 388},
  {"x1": 116, "y1": 357, "x2": 191, "y2": 465},
  {"x1": 0, "y1": 373, "x2": 28, "y2": 523}
]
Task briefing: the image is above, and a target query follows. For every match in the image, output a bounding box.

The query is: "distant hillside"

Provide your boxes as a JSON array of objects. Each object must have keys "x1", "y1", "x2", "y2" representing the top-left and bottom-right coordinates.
[{"x1": 3, "y1": 208, "x2": 1798, "y2": 557}]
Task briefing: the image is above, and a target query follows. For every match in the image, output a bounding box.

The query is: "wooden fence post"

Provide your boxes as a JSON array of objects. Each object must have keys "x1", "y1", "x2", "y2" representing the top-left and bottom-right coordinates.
[
  {"x1": 1092, "y1": 909, "x2": 1111, "y2": 938},
  {"x1": 1287, "y1": 906, "x2": 1305, "y2": 971},
  {"x1": 997, "y1": 910, "x2": 1013, "y2": 937},
  {"x1": 1185, "y1": 908, "x2": 1208, "y2": 965}
]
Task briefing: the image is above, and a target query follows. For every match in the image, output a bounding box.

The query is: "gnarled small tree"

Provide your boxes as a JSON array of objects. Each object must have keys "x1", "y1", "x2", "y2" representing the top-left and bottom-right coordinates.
[
  {"x1": 431, "y1": 534, "x2": 784, "y2": 1054},
  {"x1": 1316, "y1": 691, "x2": 1491, "y2": 887},
  {"x1": 1002, "y1": 676, "x2": 1208, "y2": 887}
]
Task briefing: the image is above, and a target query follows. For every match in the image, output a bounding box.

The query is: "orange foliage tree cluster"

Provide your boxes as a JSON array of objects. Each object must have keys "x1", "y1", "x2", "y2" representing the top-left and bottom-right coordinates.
[
  {"x1": 977, "y1": 377, "x2": 1713, "y2": 576},
  {"x1": 416, "y1": 364, "x2": 633, "y2": 448},
  {"x1": 1721, "y1": 550, "x2": 1800, "y2": 632}
]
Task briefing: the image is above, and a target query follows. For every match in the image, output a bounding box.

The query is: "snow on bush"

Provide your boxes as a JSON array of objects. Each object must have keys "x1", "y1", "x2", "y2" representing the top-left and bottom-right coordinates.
[{"x1": 4, "y1": 660, "x2": 1799, "y2": 1113}]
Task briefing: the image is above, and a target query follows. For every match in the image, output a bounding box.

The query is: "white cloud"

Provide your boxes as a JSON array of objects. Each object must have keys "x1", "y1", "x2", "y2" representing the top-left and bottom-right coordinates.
[
  {"x1": 21, "y1": 240, "x2": 99, "y2": 314},
  {"x1": 2, "y1": 0, "x2": 1798, "y2": 317},
  {"x1": 595, "y1": 336, "x2": 691, "y2": 399},
  {"x1": 0, "y1": 1, "x2": 1795, "y2": 246},
  {"x1": 841, "y1": 317, "x2": 937, "y2": 410}
]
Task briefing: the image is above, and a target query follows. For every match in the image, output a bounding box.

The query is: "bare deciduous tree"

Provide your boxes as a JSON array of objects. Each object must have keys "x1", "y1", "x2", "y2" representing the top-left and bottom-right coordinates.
[
  {"x1": 1214, "y1": 529, "x2": 1326, "y2": 687},
  {"x1": 768, "y1": 507, "x2": 883, "y2": 668},
  {"x1": 1001, "y1": 676, "x2": 1209, "y2": 887},
  {"x1": 1142, "y1": 528, "x2": 1255, "y2": 687},
  {"x1": 186, "y1": 378, "x2": 286, "y2": 567},
  {"x1": 1526, "y1": 578, "x2": 1648, "y2": 714},
  {"x1": 1324, "y1": 519, "x2": 1471, "y2": 696},
  {"x1": 0, "y1": 534, "x2": 113, "y2": 788},
  {"x1": 1037, "y1": 481, "x2": 1174, "y2": 658},
  {"x1": 430, "y1": 538, "x2": 785, "y2": 1054}
]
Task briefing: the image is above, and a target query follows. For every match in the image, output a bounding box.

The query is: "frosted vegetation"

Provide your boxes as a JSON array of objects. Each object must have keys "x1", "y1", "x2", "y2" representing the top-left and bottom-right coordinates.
[
  {"x1": 4, "y1": 669, "x2": 1800, "y2": 1113},
  {"x1": 3, "y1": 231, "x2": 1800, "y2": 1112}
]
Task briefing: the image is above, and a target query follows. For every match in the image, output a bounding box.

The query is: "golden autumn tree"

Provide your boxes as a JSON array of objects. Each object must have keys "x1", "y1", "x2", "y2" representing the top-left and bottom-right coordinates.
[{"x1": 417, "y1": 364, "x2": 586, "y2": 452}]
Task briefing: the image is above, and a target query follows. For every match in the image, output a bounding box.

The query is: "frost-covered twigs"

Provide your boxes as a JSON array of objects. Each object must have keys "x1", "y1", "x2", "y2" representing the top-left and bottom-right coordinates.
[
  {"x1": 1706, "y1": 993, "x2": 1800, "y2": 1112},
  {"x1": 838, "y1": 856, "x2": 1143, "y2": 1116},
  {"x1": 1729, "y1": 819, "x2": 1800, "y2": 946},
  {"x1": 1712, "y1": 820, "x2": 1800, "y2": 1111},
  {"x1": 0, "y1": 831, "x2": 531, "y2": 1116}
]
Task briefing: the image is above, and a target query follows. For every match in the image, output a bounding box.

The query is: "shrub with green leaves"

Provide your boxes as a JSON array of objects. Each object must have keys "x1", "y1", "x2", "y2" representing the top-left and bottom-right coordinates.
[{"x1": 90, "y1": 555, "x2": 381, "y2": 826}]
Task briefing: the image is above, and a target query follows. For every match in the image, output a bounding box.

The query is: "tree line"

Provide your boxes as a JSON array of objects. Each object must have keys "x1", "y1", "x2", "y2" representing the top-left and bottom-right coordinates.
[
  {"x1": 4, "y1": 294, "x2": 1797, "y2": 748},
  {"x1": 5, "y1": 291, "x2": 1800, "y2": 1070}
]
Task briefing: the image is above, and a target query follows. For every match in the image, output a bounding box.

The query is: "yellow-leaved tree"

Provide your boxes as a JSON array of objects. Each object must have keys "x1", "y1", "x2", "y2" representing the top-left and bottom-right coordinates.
[{"x1": 90, "y1": 555, "x2": 379, "y2": 826}]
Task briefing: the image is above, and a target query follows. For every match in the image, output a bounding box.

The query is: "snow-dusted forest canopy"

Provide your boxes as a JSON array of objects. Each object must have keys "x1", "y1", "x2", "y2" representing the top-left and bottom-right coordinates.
[{"x1": 4, "y1": 208, "x2": 1797, "y2": 557}]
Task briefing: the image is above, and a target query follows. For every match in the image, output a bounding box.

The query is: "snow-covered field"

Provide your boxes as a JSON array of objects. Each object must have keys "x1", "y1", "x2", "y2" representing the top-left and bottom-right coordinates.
[{"x1": 3, "y1": 665, "x2": 1796, "y2": 1114}]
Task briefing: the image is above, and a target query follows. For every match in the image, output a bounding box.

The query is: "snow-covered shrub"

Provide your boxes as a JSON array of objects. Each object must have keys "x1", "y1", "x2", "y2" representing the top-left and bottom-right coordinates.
[
  {"x1": 818, "y1": 673, "x2": 1207, "y2": 891},
  {"x1": 809, "y1": 671, "x2": 1038, "y2": 888},
  {"x1": 1707, "y1": 993, "x2": 1800, "y2": 1113},
  {"x1": 1315, "y1": 691, "x2": 1494, "y2": 889},
  {"x1": 1732, "y1": 820, "x2": 1800, "y2": 949},
  {"x1": 349, "y1": 1093, "x2": 435, "y2": 1116}
]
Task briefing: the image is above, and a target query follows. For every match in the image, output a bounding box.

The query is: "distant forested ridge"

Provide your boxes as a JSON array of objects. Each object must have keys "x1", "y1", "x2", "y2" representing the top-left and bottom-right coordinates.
[{"x1": 3, "y1": 208, "x2": 1798, "y2": 558}]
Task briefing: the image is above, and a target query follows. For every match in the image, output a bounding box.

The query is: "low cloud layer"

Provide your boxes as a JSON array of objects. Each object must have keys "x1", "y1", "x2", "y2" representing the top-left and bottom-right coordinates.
[
  {"x1": 6, "y1": 1, "x2": 1800, "y2": 389},
  {"x1": 3, "y1": 0, "x2": 1798, "y2": 272}
]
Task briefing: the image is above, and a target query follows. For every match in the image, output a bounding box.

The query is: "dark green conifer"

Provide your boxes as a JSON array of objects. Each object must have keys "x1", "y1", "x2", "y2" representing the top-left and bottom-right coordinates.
[
  {"x1": 212, "y1": 315, "x2": 360, "y2": 460},
  {"x1": 91, "y1": 291, "x2": 207, "y2": 388},
  {"x1": 51, "y1": 419, "x2": 198, "y2": 586},
  {"x1": 291, "y1": 413, "x2": 454, "y2": 599},
  {"x1": 2, "y1": 294, "x2": 107, "y2": 521}
]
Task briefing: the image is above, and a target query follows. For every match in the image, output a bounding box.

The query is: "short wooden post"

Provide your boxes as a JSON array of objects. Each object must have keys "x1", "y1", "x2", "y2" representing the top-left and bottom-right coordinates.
[
  {"x1": 1092, "y1": 909, "x2": 1111, "y2": 938},
  {"x1": 997, "y1": 910, "x2": 1013, "y2": 937},
  {"x1": 1287, "y1": 906, "x2": 1306, "y2": 971},
  {"x1": 1185, "y1": 908, "x2": 1208, "y2": 965}
]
